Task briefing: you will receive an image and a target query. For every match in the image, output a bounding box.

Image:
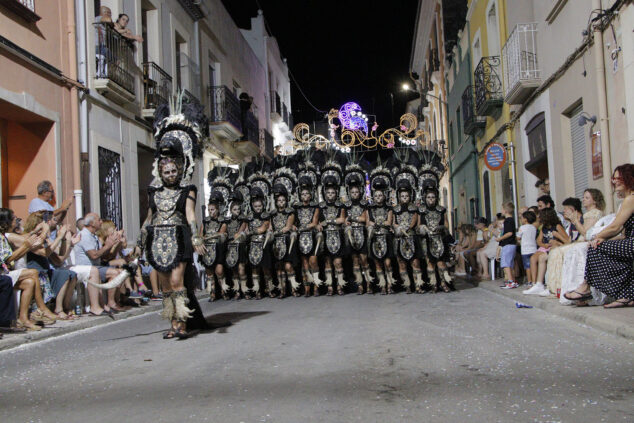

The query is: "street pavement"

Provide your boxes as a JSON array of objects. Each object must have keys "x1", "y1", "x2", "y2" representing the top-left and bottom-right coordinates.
[{"x1": 0, "y1": 280, "x2": 632, "y2": 423}]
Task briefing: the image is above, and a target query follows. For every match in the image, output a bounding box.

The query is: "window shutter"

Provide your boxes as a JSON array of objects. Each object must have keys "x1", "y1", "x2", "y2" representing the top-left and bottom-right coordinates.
[{"x1": 569, "y1": 106, "x2": 588, "y2": 199}]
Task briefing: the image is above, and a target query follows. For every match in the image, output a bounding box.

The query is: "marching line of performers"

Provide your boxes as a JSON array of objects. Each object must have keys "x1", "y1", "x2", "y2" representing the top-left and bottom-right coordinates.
[{"x1": 201, "y1": 147, "x2": 456, "y2": 300}]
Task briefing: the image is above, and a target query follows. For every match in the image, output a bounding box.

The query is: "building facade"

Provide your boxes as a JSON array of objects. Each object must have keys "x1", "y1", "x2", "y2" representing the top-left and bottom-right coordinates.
[{"x1": 0, "y1": 0, "x2": 82, "y2": 220}]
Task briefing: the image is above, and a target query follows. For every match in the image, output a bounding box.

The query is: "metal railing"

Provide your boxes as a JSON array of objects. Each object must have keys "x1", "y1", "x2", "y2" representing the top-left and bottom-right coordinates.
[
  {"x1": 94, "y1": 23, "x2": 135, "y2": 94},
  {"x1": 17, "y1": 0, "x2": 35, "y2": 12},
  {"x1": 502, "y1": 23, "x2": 540, "y2": 98},
  {"x1": 462, "y1": 85, "x2": 486, "y2": 135},
  {"x1": 207, "y1": 85, "x2": 242, "y2": 131},
  {"x1": 241, "y1": 110, "x2": 259, "y2": 143},
  {"x1": 270, "y1": 90, "x2": 281, "y2": 115},
  {"x1": 259, "y1": 128, "x2": 274, "y2": 158},
  {"x1": 142, "y1": 62, "x2": 172, "y2": 110},
  {"x1": 474, "y1": 56, "x2": 503, "y2": 115}
]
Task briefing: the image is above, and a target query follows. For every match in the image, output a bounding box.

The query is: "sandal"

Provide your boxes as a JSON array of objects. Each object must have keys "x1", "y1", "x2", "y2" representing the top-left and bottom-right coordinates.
[
  {"x1": 30, "y1": 309, "x2": 56, "y2": 325},
  {"x1": 405, "y1": 286, "x2": 412, "y2": 294},
  {"x1": 337, "y1": 287, "x2": 345, "y2": 296},
  {"x1": 16, "y1": 320, "x2": 42, "y2": 331},
  {"x1": 175, "y1": 327, "x2": 190, "y2": 340},
  {"x1": 563, "y1": 290, "x2": 592, "y2": 302},
  {"x1": 163, "y1": 329, "x2": 176, "y2": 339},
  {"x1": 603, "y1": 299, "x2": 634, "y2": 309},
  {"x1": 440, "y1": 282, "x2": 451, "y2": 293},
  {"x1": 357, "y1": 286, "x2": 364, "y2": 295}
]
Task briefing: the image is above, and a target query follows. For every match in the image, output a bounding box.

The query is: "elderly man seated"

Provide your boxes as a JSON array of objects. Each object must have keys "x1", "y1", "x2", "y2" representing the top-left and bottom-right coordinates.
[{"x1": 71, "y1": 213, "x2": 123, "y2": 316}]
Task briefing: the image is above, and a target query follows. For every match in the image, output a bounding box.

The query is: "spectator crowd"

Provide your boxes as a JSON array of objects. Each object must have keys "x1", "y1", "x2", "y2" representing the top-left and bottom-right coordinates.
[{"x1": 454, "y1": 164, "x2": 634, "y2": 310}]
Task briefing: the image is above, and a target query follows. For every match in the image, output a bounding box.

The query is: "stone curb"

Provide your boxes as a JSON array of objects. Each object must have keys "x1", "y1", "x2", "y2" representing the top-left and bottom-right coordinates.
[
  {"x1": 471, "y1": 279, "x2": 634, "y2": 341},
  {"x1": 0, "y1": 292, "x2": 209, "y2": 352}
]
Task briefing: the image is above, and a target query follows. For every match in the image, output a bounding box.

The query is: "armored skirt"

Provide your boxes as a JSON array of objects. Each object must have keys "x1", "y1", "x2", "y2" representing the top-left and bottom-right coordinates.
[
  {"x1": 272, "y1": 232, "x2": 299, "y2": 267},
  {"x1": 368, "y1": 230, "x2": 394, "y2": 261},
  {"x1": 322, "y1": 226, "x2": 349, "y2": 258},
  {"x1": 224, "y1": 241, "x2": 247, "y2": 269},
  {"x1": 200, "y1": 239, "x2": 225, "y2": 269},
  {"x1": 248, "y1": 234, "x2": 272, "y2": 269}
]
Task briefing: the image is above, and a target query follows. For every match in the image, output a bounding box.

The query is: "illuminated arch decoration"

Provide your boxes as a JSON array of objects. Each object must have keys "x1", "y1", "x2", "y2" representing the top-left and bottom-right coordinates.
[{"x1": 293, "y1": 105, "x2": 432, "y2": 153}]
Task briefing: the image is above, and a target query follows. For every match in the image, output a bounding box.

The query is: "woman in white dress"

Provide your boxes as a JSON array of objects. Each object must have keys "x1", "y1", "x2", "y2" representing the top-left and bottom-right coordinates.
[{"x1": 558, "y1": 189, "x2": 607, "y2": 305}]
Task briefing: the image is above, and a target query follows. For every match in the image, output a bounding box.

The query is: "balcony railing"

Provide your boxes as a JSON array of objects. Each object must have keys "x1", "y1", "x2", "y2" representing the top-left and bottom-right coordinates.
[
  {"x1": 208, "y1": 85, "x2": 242, "y2": 131},
  {"x1": 94, "y1": 22, "x2": 135, "y2": 95},
  {"x1": 259, "y1": 128, "x2": 274, "y2": 159},
  {"x1": 270, "y1": 90, "x2": 281, "y2": 116},
  {"x1": 462, "y1": 85, "x2": 486, "y2": 135},
  {"x1": 142, "y1": 62, "x2": 172, "y2": 111},
  {"x1": 502, "y1": 23, "x2": 541, "y2": 104},
  {"x1": 17, "y1": 0, "x2": 34, "y2": 12},
  {"x1": 474, "y1": 56, "x2": 503, "y2": 116},
  {"x1": 241, "y1": 110, "x2": 259, "y2": 143}
]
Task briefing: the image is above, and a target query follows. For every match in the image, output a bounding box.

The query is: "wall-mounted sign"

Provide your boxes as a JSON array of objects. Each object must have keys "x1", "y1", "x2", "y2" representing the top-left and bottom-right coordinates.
[
  {"x1": 484, "y1": 142, "x2": 507, "y2": 171},
  {"x1": 591, "y1": 131, "x2": 603, "y2": 180}
]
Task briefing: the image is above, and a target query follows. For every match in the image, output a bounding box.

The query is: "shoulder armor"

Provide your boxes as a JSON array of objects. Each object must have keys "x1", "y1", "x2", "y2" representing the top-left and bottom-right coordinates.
[
  {"x1": 319, "y1": 201, "x2": 327, "y2": 208},
  {"x1": 408, "y1": 204, "x2": 418, "y2": 212},
  {"x1": 335, "y1": 201, "x2": 343, "y2": 207},
  {"x1": 285, "y1": 207, "x2": 295, "y2": 214},
  {"x1": 344, "y1": 200, "x2": 352, "y2": 208},
  {"x1": 261, "y1": 212, "x2": 270, "y2": 220},
  {"x1": 436, "y1": 205, "x2": 446, "y2": 213},
  {"x1": 393, "y1": 205, "x2": 402, "y2": 213}
]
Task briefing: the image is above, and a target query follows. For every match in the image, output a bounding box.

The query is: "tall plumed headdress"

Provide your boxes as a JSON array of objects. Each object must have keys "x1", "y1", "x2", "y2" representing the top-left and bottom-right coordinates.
[
  {"x1": 232, "y1": 163, "x2": 251, "y2": 215},
  {"x1": 392, "y1": 148, "x2": 418, "y2": 197},
  {"x1": 296, "y1": 148, "x2": 319, "y2": 199},
  {"x1": 151, "y1": 91, "x2": 208, "y2": 188},
  {"x1": 319, "y1": 148, "x2": 344, "y2": 198},
  {"x1": 207, "y1": 165, "x2": 235, "y2": 213},
  {"x1": 369, "y1": 155, "x2": 392, "y2": 194},
  {"x1": 247, "y1": 158, "x2": 272, "y2": 211},
  {"x1": 272, "y1": 155, "x2": 298, "y2": 205},
  {"x1": 415, "y1": 149, "x2": 446, "y2": 194},
  {"x1": 343, "y1": 151, "x2": 368, "y2": 200}
]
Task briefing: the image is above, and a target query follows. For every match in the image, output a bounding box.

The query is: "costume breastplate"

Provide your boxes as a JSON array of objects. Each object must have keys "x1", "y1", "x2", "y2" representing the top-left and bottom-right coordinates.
[
  {"x1": 272, "y1": 211, "x2": 290, "y2": 232},
  {"x1": 297, "y1": 206, "x2": 315, "y2": 229},
  {"x1": 249, "y1": 215, "x2": 266, "y2": 241},
  {"x1": 348, "y1": 203, "x2": 364, "y2": 225},
  {"x1": 371, "y1": 206, "x2": 389, "y2": 233},
  {"x1": 226, "y1": 218, "x2": 241, "y2": 239},
  {"x1": 152, "y1": 188, "x2": 185, "y2": 225},
  {"x1": 395, "y1": 208, "x2": 414, "y2": 232},
  {"x1": 322, "y1": 204, "x2": 340, "y2": 227},
  {"x1": 424, "y1": 209, "x2": 443, "y2": 232},
  {"x1": 204, "y1": 218, "x2": 222, "y2": 236}
]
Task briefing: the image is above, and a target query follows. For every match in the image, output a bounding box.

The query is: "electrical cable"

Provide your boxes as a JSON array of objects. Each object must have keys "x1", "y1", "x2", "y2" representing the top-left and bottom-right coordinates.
[{"x1": 254, "y1": 0, "x2": 328, "y2": 114}]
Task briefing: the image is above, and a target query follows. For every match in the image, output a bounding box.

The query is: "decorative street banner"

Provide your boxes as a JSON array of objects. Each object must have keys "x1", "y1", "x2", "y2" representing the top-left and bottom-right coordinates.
[
  {"x1": 484, "y1": 142, "x2": 507, "y2": 171},
  {"x1": 591, "y1": 131, "x2": 603, "y2": 180}
]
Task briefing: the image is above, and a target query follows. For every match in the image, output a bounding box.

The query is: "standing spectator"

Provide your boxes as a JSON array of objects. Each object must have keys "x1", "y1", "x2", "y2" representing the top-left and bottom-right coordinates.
[
  {"x1": 517, "y1": 211, "x2": 538, "y2": 286},
  {"x1": 565, "y1": 164, "x2": 634, "y2": 308},
  {"x1": 497, "y1": 203, "x2": 517, "y2": 288},
  {"x1": 74, "y1": 213, "x2": 123, "y2": 314},
  {"x1": 524, "y1": 208, "x2": 567, "y2": 296}
]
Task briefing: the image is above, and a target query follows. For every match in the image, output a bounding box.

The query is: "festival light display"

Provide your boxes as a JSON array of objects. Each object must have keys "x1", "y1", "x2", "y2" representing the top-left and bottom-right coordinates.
[{"x1": 338, "y1": 102, "x2": 369, "y2": 134}]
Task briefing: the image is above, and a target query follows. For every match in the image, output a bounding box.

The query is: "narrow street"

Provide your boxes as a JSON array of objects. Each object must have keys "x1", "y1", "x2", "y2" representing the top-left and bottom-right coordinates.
[{"x1": 1, "y1": 281, "x2": 632, "y2": 423}]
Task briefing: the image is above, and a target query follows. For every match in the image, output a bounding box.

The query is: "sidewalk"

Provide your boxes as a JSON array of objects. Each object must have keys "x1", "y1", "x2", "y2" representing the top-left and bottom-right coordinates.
[
  {"x1": 471, "y1": 278, "x2": 634, "y2": 341},
  {"x1": 0, "y1": 292, "x2": 209, "y2": 352}
]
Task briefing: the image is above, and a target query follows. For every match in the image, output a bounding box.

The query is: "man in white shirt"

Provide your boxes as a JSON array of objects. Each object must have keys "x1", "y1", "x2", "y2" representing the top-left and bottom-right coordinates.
[
  {"x1": 28, "y1": 180, "x2": 72, "y2": 216},
  {"x1": 73, "y1": 213, "x2": 123, "y2": 315}
]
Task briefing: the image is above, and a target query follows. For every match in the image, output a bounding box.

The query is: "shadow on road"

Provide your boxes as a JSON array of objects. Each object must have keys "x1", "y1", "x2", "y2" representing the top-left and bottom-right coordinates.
[{"x1": 202, "y1": 311, "x2": 270, "y2": 334}]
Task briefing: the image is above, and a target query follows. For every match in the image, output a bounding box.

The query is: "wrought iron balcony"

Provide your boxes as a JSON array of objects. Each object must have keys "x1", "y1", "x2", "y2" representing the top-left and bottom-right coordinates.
[
  {"x1": 260, "y1": 128, "x2": 274, "y2": 160},
  {"x1": 241, "y1": 110, "x2": 259, "y2": 143},
  {"x1": 93, "y1": 23, "x2": 136, "y2": 103},
  {"x1": 462, "y1": 85, "x2": 486, "y2": 135},
  {"x1": 207, "y1": 85, "x2": 242, "y2": 141},
  {"x1": 474, "y1": 56, "x2": 503, "y2": 116},
  {"x1": 502, "y1": 23, "x2": 541, "y2": 104},
  {"x1": 142, "y1": 62, "x2": 172, "y2": 117},
  {"x1": 270, "y1": 90, "x2": 282, "y2": 120}
]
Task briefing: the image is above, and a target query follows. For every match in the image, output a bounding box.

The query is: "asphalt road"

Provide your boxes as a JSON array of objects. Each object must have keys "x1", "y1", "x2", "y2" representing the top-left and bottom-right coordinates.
[{"x1": 1, "y1": 281, "x2": 632, "y2": 423}]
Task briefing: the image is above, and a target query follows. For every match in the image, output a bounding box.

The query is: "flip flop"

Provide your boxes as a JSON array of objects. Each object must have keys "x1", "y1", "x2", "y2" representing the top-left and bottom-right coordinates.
[
  {"x1": 563, "y1": 290, "x2": 592, "y2": 302},
  {"x1": 603, "y1": 299, "x2": 634, "y2": 309}
]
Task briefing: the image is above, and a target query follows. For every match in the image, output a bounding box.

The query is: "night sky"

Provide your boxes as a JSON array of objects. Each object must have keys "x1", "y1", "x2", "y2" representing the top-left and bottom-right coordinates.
[{"x1": 222, "y1": 0, "x2": 420, "y2": 130}]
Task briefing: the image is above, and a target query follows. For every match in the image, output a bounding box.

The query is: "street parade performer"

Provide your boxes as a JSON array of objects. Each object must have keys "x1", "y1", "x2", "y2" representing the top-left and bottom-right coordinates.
[
  {"x1": 136, "y1": 93, "x2": 208, "y2": 339},
  {"x1": 245, "y1": 167, "x2": 273, "y2": 299},
  {"x1": 200, "y1": 190, "x2": 227, "y2": 301}
]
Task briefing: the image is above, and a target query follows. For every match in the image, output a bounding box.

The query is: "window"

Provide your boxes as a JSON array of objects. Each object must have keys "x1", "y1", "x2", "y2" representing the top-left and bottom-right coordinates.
[
  {"x1": 232, "y1": 80, "x2": 241, "y2": 97},
  {"x1": 473, "y1": 35, "x2": 482, "y2": 67},
  {"x1": 524, "y1": 112, "x2": 548, "y2": 179},
  {"x1": 487, "y1": 2, "x2": 500, "y2": 56}
]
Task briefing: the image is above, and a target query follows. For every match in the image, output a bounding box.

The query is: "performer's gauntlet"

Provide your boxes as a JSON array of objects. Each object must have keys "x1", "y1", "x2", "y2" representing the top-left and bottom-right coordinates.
[{"x1": 190, "y1": 221, "x2": 203, "y2": 247}]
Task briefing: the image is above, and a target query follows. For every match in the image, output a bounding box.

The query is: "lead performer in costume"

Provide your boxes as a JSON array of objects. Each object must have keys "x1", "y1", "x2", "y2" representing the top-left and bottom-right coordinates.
[
  {"x1": 318, "y1": 158, "x2": 348, "y2": 296},
  {"x1": 367, "y1": 164, "x2": 395, "y2": 294},
  {"x1": 136, "y1": 94, "x2": 208, "y2": 339},
  {"x1": 343, "y1": 156, "x2": 371, "y2": 294},
  {"x1": 200, "y1": 191, "x2": 227, "y2": 301},
  {"x1": 270, "y1": 184, "x2": 298, "y2": 297}
]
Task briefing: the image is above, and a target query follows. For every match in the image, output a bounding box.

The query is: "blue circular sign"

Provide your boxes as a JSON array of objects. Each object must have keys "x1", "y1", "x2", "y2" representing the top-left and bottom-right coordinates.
[{"x1": 484, "y1": 143, "x2": 507, "y2": 171}]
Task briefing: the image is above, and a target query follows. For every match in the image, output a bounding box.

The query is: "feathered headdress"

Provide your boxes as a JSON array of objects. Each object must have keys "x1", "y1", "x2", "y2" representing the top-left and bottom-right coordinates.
[
  {"x1": 319, "y1": 148, "x2": 343, "y2": 199},
  {"x1": 415, "y1": 149, "x2": 445, "y2": 194},
  {"x1": 151, "y1": 92, "x2": 208, "y2": 188},
  {"x1": 392, "y1": 148, "x2": 418, "y2": 197},
  {"x1": 207, "y1": 166, "x2": 234, "y2": 213},
  {"x1": 296, "y1": 148, "x2": 319, "y2": 199},
  {"x1": 344, "y1": 151, "x2": 368, "y2": 201}
]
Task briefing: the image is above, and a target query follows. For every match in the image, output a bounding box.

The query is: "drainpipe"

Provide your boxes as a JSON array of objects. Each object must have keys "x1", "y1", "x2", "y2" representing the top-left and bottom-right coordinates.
[
  {"x1": 592, "y1": 0, "x2": 614, "y2": 212},
  {"x1": 66, "y1": 0, "x2": 81, "y2": 225},
  {"x1": 75, "y1": 0, "x2": 88, "y2": 218}
]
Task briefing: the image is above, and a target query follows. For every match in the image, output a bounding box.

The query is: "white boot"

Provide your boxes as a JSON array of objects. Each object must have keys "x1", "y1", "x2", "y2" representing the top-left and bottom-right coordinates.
[
  {"x1": 311, "y1": 271, "x2": 322, "y2": 286},
  {"x1": 353, "y1": 267, "x2": 363, "y2": 284},
  {"x1": 336, "y1": 270, "x2": 346, "y2": 294},
  {"x1": 362, "y1": 267, "x2": 374, "y2": 285}
]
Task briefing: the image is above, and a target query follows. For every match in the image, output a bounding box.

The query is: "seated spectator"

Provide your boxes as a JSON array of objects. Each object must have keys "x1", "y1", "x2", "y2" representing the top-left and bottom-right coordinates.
[
  {"x1": 537, "y1": 194, "x2": 569, "y2": 231},
  {"x1": 545, "y1": 197, "x2": 586, "y2": 294},
  {"x1": 465, "y1": 217, "x2": 488, "y2": 275},
  {"x1": 455, "y1": 224, "x2": 481, "y2": 276},
  {"x1": 476, "y1": 214, "x2": 503, "y2": 279},
  {"x1": 565, "y1": 164, "x2": 634, "y2": 308},
  {"x1": 0, "y1": 275, "x2": 16, "y2": 332},
  {"x1": 114, "y1": 13, "x2": 143, "y2": 43},
  {"x1": 28, "y1": 180, "x2": 72, "y2": 217},
  {"x1": 524, "y1": 208, "x2": 568, "y2": 296},
  {"x1": 559, "y1": 189, "x2": 607, "y2": 306},
  {"x1": 76, "y1": 217, "x2": 85, "y2": 231},
  {"x1": 0, "y1": 208, "x2": 57, "y2": 330},
  {"x1": 97, "y1": 220, "x2": 141, "y2": 303},
  {"x1": 11, "y1": 212, "x2": 80, "y2": 320},
  {"x1": 517, "y1": 211, "x2": 537, "y2": 286},
  {"x1": 73, "y1": 213, "x2": 123, "y2": 315}
]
